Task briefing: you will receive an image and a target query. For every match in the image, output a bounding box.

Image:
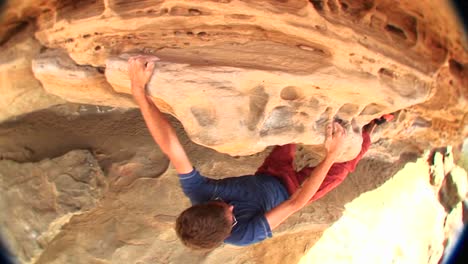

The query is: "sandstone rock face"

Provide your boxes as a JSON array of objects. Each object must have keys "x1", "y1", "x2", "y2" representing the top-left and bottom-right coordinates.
[
  {"x1": 0, "y1": 150, "x2": 107, "y2": 263},
  {"x1": 0, "y1": 24, "x2": 64, "y2": 122},
  {"x1": 1, "y1": 0, "x2": 468, "y2": 263},
  {"x1": 0, "y1": 0, "x2": 55, "y2": 44},
  {"x1": 1, "y1": 0, "x2": 461, "y2": 157},
  {"x1": 106, "y1": 55, "x2": 386, "y2": 158},
  {"x1": 33, "y1": 50, "x2": 136, "y2": 108}
]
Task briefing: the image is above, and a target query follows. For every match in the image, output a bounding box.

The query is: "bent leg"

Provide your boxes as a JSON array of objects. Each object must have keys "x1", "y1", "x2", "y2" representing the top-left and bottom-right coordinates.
[
  {"x1": 255, "y1": 144, "x2": 300, "y2": 195},
  {"x1": 297, "y1": 131, "x2": 371, "y2": 203}
]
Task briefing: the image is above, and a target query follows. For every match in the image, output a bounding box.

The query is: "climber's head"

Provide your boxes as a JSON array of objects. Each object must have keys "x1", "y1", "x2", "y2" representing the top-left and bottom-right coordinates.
[{"x1": 175, "y1": 200, "x2": 235, "y2": 250}]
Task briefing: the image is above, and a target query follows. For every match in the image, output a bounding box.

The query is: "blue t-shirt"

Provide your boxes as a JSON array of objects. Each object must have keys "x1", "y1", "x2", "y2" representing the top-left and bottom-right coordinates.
[{"x1": 178, "y1": 169, "x2": 289, "y2": 246}]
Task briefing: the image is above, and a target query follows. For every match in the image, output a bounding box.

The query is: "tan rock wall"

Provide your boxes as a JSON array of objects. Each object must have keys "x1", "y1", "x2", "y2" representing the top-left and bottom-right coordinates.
[
  {"x1": 1, "y1": 1, "x2": 467, "y2": 157},
  {"x1": 0, "y1": 0, "x2": 55, "y2": 44},
  {"x1": 19, "y1": 0, "x2": 468, "y2": 157},
  {"x1": 32, "y1": 50, "x2": 136, "y2": 108},
  {"x1": 0, "y1": 24, "x2": 64, "y2": 122},
  {"x1": 0, "y1": 150, "x2": 107, "y2": 263}
]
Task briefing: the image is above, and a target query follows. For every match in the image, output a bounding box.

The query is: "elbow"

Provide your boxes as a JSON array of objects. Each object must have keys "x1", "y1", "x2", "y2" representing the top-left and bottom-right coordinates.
[{"x1": 287, "y1": 198, "x2": 307, "y2": 213}]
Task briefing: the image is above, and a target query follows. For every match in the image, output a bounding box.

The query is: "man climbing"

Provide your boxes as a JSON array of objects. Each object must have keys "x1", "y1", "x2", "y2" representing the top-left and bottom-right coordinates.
[{"x1": 128, "y1": 55, "x2": 390, "y2": 249}]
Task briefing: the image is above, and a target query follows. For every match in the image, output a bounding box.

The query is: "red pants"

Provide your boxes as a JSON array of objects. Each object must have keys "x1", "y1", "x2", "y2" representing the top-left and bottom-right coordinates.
[{"x1": 255, "y1": 132, "x2": 371, "y2": 203}]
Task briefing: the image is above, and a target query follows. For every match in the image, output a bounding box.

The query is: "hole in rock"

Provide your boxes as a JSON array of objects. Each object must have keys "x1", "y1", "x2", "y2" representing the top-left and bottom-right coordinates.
[
  {"x1": 385, "y1": 24, "x2": 407, "y2": 40},
  {"x1": 315, "y1": 25, "x2": 326, "y2": 31},
  {"x1": 412, "y1": 117, "x2": 432, "y2": 128},
  {"x1": 188, "y1": 8, "x2": 202, "y2": 15},
  {"x1": 315, "y1": 106, "x2": 333, "y2": 128},
  {"x1": 336, "y1": 103, "x2": 360, "y2": 119},
  {"x1": 309, "y1": 0, "x2": 324, "y2": 11},
  {"x1": 327, "y1": 0, "x2": 338, "y2": 12},
  {"x1": 359, "y1": 103, "x2": 385, "y2": 116},
  {"x1": 94, "y1": 45, "x2": 101, "y2": 51},
  {"x1": 341, "y1": 2, "x2": 348, "y2": 10},
  {"x1": 297, "y1": 45, "x2": 328, "y2": 57},
  {"x1": 448, "y1": 59, "x2": 468, "y2": 86},
  {"x1": 280, "y1": 86, "x2": 303, "y2": 101},
  {"x1": 260, "y1": 106, "x2": 295, "y2": 136},
  {"x1": 247, "y1": 85, "x2": 269, "y2": 131},
  {"x1": 338, "y1": 0, "x2": 374, "y2": 18},
  {"x1": 378, "y1": 68, "x2": 396, "y2": 79},
  {"x1": 449, "y1": 59, "x2": 464, "y2": 73}
]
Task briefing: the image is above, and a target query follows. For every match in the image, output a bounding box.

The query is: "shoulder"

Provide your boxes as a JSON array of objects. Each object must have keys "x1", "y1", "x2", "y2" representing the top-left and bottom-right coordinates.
[
  {"x1": 178, "y1": 168, "x2": 218, "y2": 204},
  {"x1": 178, "y1": 168, "x2": 213, "y2": 185},
  {"x1": 224, "y1": 214, "x2": 272, "y2": 246}
]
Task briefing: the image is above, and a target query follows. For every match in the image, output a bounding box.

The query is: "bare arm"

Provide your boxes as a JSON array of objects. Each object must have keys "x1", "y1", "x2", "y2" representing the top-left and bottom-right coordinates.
[
  {"x1": 128, "y1": 56, "x2": 193, "y2": 174},
  {"x1": 265, "y1": 122, "x2": 346, "y2": 230}
]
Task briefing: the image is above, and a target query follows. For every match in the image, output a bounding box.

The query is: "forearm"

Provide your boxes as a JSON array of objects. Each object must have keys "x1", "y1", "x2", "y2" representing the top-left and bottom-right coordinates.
[
  {"x1": 137, "y1": 96, "x2": 192, "y2": 173},
  {"x1": 265, "y1": 154, "x2": 336, "y2": 230},
  {"x1": 266, "y1": 121, "x2": 346, "y2": 230},
  {"x1": 289, "y1": 154, "x2": 336, "y2": 208},
  {"x1": 138, "y1": 97, "x2": 175, "y2": 152}
]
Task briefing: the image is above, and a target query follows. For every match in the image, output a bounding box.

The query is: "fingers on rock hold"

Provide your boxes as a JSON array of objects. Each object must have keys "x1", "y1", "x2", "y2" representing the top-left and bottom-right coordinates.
[{"x1": 326, "y1": 123, "x2": 333, "y2": 135}]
